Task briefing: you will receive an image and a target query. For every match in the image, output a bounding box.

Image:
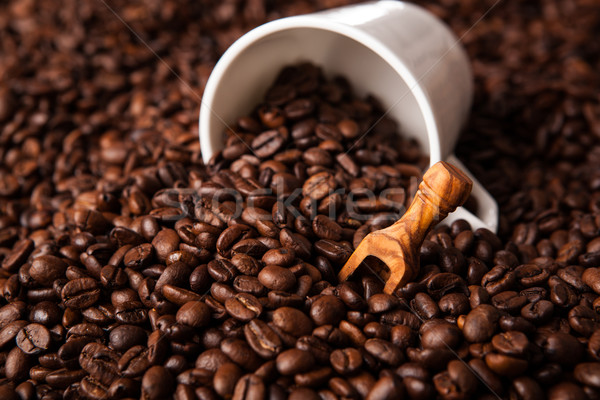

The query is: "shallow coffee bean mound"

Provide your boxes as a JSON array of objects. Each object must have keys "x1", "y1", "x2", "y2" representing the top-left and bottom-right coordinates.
[{"x1": 1, "y1": 0, "x2": 600, "y2": 399}]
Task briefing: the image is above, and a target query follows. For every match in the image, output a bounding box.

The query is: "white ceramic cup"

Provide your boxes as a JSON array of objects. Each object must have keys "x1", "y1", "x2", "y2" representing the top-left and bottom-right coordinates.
[{"x1": 198, "y1": 0, "x2": 498, "y2": 232}]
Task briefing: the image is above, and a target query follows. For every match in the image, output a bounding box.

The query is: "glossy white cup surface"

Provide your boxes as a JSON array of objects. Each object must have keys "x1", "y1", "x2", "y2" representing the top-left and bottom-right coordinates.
[{"x1": 199, "y1": 0, "x2": 499, "y2": 232}]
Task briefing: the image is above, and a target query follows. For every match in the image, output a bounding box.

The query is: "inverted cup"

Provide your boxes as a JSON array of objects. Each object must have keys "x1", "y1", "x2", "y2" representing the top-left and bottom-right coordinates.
[{"x1": 199, "y1": 0, "x2": 498, "y2": 232}]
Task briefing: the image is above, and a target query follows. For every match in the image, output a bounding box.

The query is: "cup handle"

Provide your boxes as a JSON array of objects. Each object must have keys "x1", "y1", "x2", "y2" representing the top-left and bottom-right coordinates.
[{"x1": 441, "y1": 154, "x2": 499, "y2": 233}]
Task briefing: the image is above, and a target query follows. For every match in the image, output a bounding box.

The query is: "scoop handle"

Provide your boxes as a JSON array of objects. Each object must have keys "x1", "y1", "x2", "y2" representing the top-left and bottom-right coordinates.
[{"x1": 380, "y1": 161, "x2": 473, "y2": 290}]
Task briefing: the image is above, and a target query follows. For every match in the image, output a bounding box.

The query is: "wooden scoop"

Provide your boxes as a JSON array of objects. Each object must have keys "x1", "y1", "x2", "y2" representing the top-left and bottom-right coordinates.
[{"x1": 338, "y1": 161, "x2": 473, "y2": 294}]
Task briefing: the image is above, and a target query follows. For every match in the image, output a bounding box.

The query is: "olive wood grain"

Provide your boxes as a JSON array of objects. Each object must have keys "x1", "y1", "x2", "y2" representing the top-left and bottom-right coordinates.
[{"x1": 338, "y1": 161, "x2": 473, "y2": 294}]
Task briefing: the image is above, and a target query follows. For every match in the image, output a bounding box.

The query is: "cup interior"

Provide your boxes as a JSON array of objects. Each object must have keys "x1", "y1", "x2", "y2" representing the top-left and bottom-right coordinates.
[{"x1": 200, "y1": 21, "x2": 441, "y2": 163}]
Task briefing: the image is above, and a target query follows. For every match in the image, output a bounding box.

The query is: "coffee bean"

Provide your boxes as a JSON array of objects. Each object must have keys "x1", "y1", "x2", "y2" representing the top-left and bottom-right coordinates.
[
  {"x1": 310, "y1": 295, "x2": 345, "y2": 326},
  {"x1": 258, "y1": 265, "x2": 296, "y2": 292},
  {"x1": 508, "y1": 376, "x2": 542, "y2": 400},
  {"x1": 312, "y1": 215, "x2": 342, "y2": 241},
  {"x1": 2, "y1": 239, "x2": 34, "y2": 272},
  {"x1": 142, "y1": 366, "x2": 174, "y2": 400},
  {"x1": 364, "y1": 338, "x2": 403, "y2": 366},
  {"x1": 221, "y1": 338, "x2": 262, "y2": 371},
  {"x1": 314, "y1": 239, "x2": 351, "y2": 265},
  {"x1": 225, "y1": 293, "x2": 263, "y2": 322},
  {"x1": 176, "y1": 301, "x2": 211, "y2": 328},
  {"x1": 162, "y1": 284, "x2": 202, "y2": 306},
  {"x1": 45, "y1": 368, "x2": 87, "y2": 389},
  {"x1": 420, "y1": 319, "x2": 462, "y2": 349},
  {"x1": 6, "y1": 347, "x2": 30, "y2": 382},
  {"x1": 573, "y1": 362, "x2": 600, "y2": 388},
  {"x1": 276, "y1": 348, "x2": 315, "y2": 375},
  {"x1": 462, "y1": 305, "x2": 500, "y2": 343},
  {"x1": 540, "y1": 332, "x2": 583, "y2": 365},
  {"x1": 61, "y1": 278, "x2": 100, "y2": 309},
  {"x1": 109, "y1": 324, "x2": 147, "y2": 352},
  {"x1": 548, "y1": 382, "x2": 588, "y2": 400},
  {"x1": 16, "y1": 323, "x2": 51, "y2": 355},
  {"x1": 303, "y1": 171, "x2": 336, "y2": 201},
  {"x1": 29, "y1": 255, "x2": 67, "y2": 286},
  {"x1": 123, "y1": 243, "x2": 154, "y2": 269},
  {"x1": 79, "y1": 342, "x2": 119, "y2": 386},
  {"x1": 582, "y1": 267, "x2": 600, "y2": 294},
  {"x1": 272, "y1": 307, "x2": 313, "y2": 337},
  {"x1": 118, "y1": 345, "x2": 151, "y2": 378},
  {"x1": 0, "y1": 320, "x2": 28, "y2": 348},
  {"x1": 243, "y1": 319, "x2": 283, "y2": 360},
  {"x1": 330, "y1": 348, "x2": 362, "y2": 375},
  {"x1": 232, "y1": 374, "x2": 265, "y2": 400},
  {"x1": 279, "y1": 228, "x2": 312, "y2": 260},
  {"x1": 207, "y1": 259, "x2": 238, "y2": 283},
  {"x1": 252, "y1": 129, "x2": 286, "y2": 158},
  {"x1": 294, "y1": 335, "x2": 331, "y2": 365},
  {"x1": 485, "y1": 352, "x2": 528, "y2": 376}
]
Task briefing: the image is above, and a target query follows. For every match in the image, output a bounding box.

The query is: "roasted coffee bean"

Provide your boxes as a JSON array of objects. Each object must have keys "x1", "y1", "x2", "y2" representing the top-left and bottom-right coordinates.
[
  {"x1": 310, "y1": 295, "x2": 345, "y2": 326},
  {"x1": 491, "y1": 331, "x2": 529, "y2": 357},
  {"x1": 412, "y1": 292, "x2": 440, "y2": 319},
  {"x1": 79, "y1": 343, "x2": 119, "y2": 386},
  {"x1": 118, "y1": 345, "x2": 151, "y2": 378},
  {"x1": 491, "y1": 291, "x2": 527, "y2": 312},
  {"x1": 221, "y1": 338, "x2": 262, "y2": 371},
  {"x1": 61, "y1": 278, "x2": 100, "y2": 309},
  {"x1": 0, "y1": 320, "x2": 28, "y2": 348},
  {"x1": 427, "y1": 273, "x2": 468, "y2": 300},
  {"x1": 109, "y1": 324, "x2": 147, "y2": 352},
  {"x1": 295, "y1": 335, "x2": 332, "y2": 365},
  {"x1": 303, "y1": 172, "x2": 336, "y2": 201},
  {"x1": 123, "y1": 243, "x2": 154, "y2": 269},
  {"x1": 462, "y1": 305, "x2": 500, "y2": 343},
  {"x1": 440, "y1": 292, "x2": 471, "y2": 316},
  {"x1": 207, "y1": 259, "x2": 238, "y2": 283},
  {"x1": 225, "y1": 293, "x2": 263, "y2": 322},
  {"x1": 107, "y1": 377, "x2": 140, "y2": 399},
  {"x1": 258, "y1": 265, "x2": 296, "y2": 292},
  {"x1": 420, "y1": 319, "x2": 462, "y2": 349},
  {"x1": 510, "y1": 376, "x2": 544, "y2": 400},
  {"x1": 582, "y1": 267, "x2": 600, "y2": 295},
  {"x1": 330, "y1": 348, "x2": 362, "y2": 375},
  {"x1": 142, "y1": 366, "x2": 174, "y2": 400},
  {"x1": 548, "y1": 382, "x2": 588, "y2": 400},
  {"x1": 162, "y1": 284, "x2": 202, "y2": 306},
  {"x1": 244, "y1": 319, "x2": 283, "y2": 360},
  {"x1": 276, "y1": 348, "x2": 315, "y2": 375},
  {"x1": 252, "y1": 129, "x2": 286, "y2": 158},
  {"x1": 78, "y1": 375, "x2": 108, "y2": 399},
  {"x1": 29, "y1": 255, "x2": 68, "y2": 286},
  {"x1": 540, "y1": 331, "x2": 583, "y2": 365},
  {"x1": 574, "y1": 363, "x2": 600, "y2": 388},
  {"x1": 233, "y1": 275, "x2": 265, "y2": 296},
  {"x1": 272, "y1": 307, "x2": 313, "y2": 337},
  {"x1": 482, "y1": 266, "x2": 516, "y2": 296},
  {"x1": 16, "y1": 323, "x2": 51, "y2": 355},
  {"x1": 521, "y1": 299, "x2": 554, "y2": 324},
  {"x1": 499, "y1": 316, "x2": 535, "y2": 335},
  {"x1": 214, "y1": 362, "x2": 244, "y2": 398},
  {"x1": 45, "y1": 368, "x2": 87, "y2": 389},
  {"x1": 364, "y1": 338, "x2": 403, "y2": 366},
  {"x1": 485, "y1": 352, "x2": 528, "y2": 376},
  {"x1": 261, "y1": 248, "x2": 295, "y2": 267},
  {"x1": 6, "y1": 347, "x2": 30, "y2": 382},
  {"x1": 232, "y1": 374, "x2": 265, "y2": 400}
]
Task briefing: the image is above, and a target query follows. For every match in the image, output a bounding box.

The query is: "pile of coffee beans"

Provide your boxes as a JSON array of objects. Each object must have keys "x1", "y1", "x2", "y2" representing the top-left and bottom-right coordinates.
[{"x1": 1, "y1": 0, "x2": 600, "y2": 399}]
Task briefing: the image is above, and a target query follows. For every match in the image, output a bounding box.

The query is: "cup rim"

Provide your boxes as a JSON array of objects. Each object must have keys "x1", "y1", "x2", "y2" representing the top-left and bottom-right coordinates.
[{"x1": 199, "y1": 9, "x2": 443, "y2": 164}]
